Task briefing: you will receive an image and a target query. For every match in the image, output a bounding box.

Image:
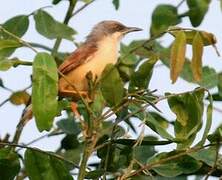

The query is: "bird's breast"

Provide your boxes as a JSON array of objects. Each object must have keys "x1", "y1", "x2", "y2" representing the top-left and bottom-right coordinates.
[{"x1": 60, "y1": 39, "x2": 119, "y2": 91}]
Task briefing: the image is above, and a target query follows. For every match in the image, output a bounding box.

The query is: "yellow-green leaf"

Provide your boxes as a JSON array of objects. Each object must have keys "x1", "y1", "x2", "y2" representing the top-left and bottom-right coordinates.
[
  {"x1": 170, "y1": 31, "x2": 186, "y2": 83},
  {"x1": 169, "y1": 30, "x2": 216, "y2": 46},
  {"x1": 191, "y1": 32, "x2": 204, "y2": 82},
  {"x1": 100, "y1": 64, "x2": 124, "y2": 107},
  {"x1": 10, "y1": 91, "x2": 30, "y2": 105},
  {"x1": 0, "y1": 40, "x2": 22, "y2": 50},
  {"x1": 32, "y1": 53, "x2": 58, "y2": 131},
  {"x1": 0, "y1": 59, "x2": 13, "y2": 71}
]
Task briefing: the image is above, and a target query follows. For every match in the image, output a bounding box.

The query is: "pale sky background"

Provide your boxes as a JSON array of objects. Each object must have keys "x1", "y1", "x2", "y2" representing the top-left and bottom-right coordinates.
[{"x1": 0, "y1": 1, "x2": 222, "y2": 178}]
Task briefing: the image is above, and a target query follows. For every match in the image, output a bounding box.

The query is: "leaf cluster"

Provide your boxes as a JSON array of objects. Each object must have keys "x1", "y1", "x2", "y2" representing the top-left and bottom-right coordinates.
[{"x1": 0, "y1": 0, "x2": 222, "y2": 180}]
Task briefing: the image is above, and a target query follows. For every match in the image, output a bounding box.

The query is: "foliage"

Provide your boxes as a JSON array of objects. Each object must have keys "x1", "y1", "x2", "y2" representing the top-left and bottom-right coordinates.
[{"x1": 0, "y1": 0, "x2": 222, "y2": 179}]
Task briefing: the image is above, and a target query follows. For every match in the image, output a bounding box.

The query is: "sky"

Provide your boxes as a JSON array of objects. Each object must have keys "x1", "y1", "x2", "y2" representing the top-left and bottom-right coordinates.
[{"x1": 0, "y1": 0, "x2": 222, "y2": 169}]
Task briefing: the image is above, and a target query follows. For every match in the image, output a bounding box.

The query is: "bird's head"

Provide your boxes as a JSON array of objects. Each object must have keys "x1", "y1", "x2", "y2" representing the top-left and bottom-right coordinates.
[{"x1": 86, "y1": 20, "x2": 142, "y2": 43}]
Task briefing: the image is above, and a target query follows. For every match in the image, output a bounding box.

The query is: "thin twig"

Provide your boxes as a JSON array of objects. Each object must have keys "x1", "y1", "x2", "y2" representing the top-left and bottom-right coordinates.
[
  {"x1": 204, "y1": 142, "x2": 220, "y2": 180},
  {"x1": 123, "y1": 142, "x2": 222, "y2": 179},
  {"x1": 120, "y1": 27, "x2": 206, "y2": 63},
  {"x1": 29, "y1": 42, "x2": 53, "y2": 52},
  {"x1": 177, "y1": 0, "x2": 186, "y2": 8},
  {"x1": 0, "y1": 86, "x2": 13, "y2": 92},
  {"x1": 0, "y1": 142, "x2": 80, "y2": 169},
  {"x1": 71, "y1": 0, "x2": 96, "y2": 17},
  {"x1": 0, "y1": 98, "x2": 10, "y2": 107},
  {"x1": 16, "y1": 129, "x2": 62, "y2": 152},
  {"x1": 103, "y1": 88, "x2": 205, "y2": 126}
]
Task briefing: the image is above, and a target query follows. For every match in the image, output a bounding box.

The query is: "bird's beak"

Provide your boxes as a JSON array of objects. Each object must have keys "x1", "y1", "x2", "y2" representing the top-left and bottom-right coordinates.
[{"x1": 124, "y1": 27, "x2": 143, "y2": 34}]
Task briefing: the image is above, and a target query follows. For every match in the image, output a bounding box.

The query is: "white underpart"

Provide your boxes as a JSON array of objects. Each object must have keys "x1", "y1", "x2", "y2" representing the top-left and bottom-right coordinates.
[{"x1": 64, "y1": 32, "x2": 123, "y2": 90}]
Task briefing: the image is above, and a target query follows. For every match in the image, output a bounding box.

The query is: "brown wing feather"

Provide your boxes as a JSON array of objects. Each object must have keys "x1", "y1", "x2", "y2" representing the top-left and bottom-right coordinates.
[{"x1": 58, "y1": 44, "x2": 97, "y2": 74}]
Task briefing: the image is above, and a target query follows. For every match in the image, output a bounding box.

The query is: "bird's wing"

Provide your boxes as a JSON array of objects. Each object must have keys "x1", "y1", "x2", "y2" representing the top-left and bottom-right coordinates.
[{"x1": 58, "y1": 44, "x2": 97, "y2": 74}]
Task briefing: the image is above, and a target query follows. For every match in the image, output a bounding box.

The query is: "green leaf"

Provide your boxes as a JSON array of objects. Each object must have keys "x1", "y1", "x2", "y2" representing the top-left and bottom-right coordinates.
[
  {"x1": 100, "y1": 64, "x2": 124, "y2": 107},
  {"x1": 113, "y1": 139, "x2": 171, "y2": 146},
  {"x1": 210, "y1": 93, "x2": 222, "y2": 101},
  {"x1": 191, "y1": 32, "x2": 204, "y2": 81},
  {"x1": 0, "y1": 40, "x2": 22, "y2": 49},
  {"x1": 129, "y1": 56, "x2": 158, "y2": 92},
  {"x1": 32, "y1": 52, "x2": 58, "y2": 131},
  {"x1": 118, "y1": 65, "x2": 134, "y2": 82},
  {"x1": 218, "y1": 73, "x2": 222, "y2": 97},
  {"x1": 176, "y1": 155, "x2": 202, "y2": 174},
  {"x1": 57, "y1": 117, "x2": 81, "y2": 135},
  {"x1": 34, "y1": 10, "x2": 76, "y2": 40},
  {"x1": 24, "y1": 149, "x2": 73, "y2": 180},
  {"x1": 167, "y1": 89, "x2": 204, "y2": 148},
  {"x1": 0, "y1": 148, "x2": 21, "y2": 180},
  {"x1": 1, "y1": 15, "x2": 29, "y2": 39},
  {"x1": 112, "y1": 0, "x2": 120, "y2": 10},
  {"x1": 196, "y1": 92, "x2": 213, "y2": 146},
  {"x1": 198, "y1": 66, "x2": 218, "y2": 88},
  {"x1": 190, "y1": 147, "x2": 217, "y2": 167},
  {"x1": 61, "y1": 134, "x2": 80, "y2": 150},
  {"x1": 85, "y1": 169, "x2": 105, "y2": 179},
  {"x1": 0, "y1": 15, "x2": 29, "y2": 57},
  {"x1": 90, "y1": 90, "x2": 105, "y2": 117},
  {"x1": 149, "y1": 112, "x2": 170, "y2": 129},
  {"x1": 134, "y1": 136, "x2": 157, "y2": 164},
  {"x1": 207, "y1": 124, "x2": 222, "y2": 142},
  {"x1": 62, "y1": 146, "x2": 83, "y2": 165},
  {"x1": 119, "y1": 43, "x2": 139, "y2": 66},
  {"x1": 132, "y1": 176, "x2": 188, "y2": 180},
  {"x1": 148, "y1": 152, "x2": 201, "y2": 177},
  {"x1": 129, "y1": 104, "x2": 174, "y2": 140},
  {"x1": 52, "y1": 0, "x2": 63, "y2": 5},
  {"x1": 150, "y1": 4, "x2": 181, "y2": 36},
  {"x1": 0, "y1": 40, "x2": 22, "y2": 58},
  {"x1": 187, "y1": 0, "x2": 211, "y2": 27},
  {"x1": 170, "y1": 31, "x2": 187, "y2": 83},
  {"x1": 0, "y1": 59, "x2": 13, "y2": 71}
]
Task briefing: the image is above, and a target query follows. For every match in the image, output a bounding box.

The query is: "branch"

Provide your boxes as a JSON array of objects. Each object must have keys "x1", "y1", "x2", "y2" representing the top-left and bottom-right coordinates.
[
  {"x1": 29, "y1": 42, "x2": 53, "y2": 52},
  {"x1": 103, "y1": 88, "x2": 206, "y2": 125},
  {"x1": 0, "y1": 142, "x2": 80, "y2": 169},
  {"x1": 123, "y1": 142, "x2": 222, "y2": 179}
]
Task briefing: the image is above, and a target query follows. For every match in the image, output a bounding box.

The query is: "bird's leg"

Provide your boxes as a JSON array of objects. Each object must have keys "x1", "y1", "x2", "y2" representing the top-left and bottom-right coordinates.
[
  {"x1": 59, "y1": 89, "x2": 89, "y2": 100},
  {"x1": 70, "y1": 101, "x2": 80, "y2": 117}
]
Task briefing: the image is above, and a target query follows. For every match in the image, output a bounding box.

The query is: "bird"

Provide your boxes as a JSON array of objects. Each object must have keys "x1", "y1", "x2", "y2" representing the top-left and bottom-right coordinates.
[
  {"x1": 58, "y1": 20, "x2": 142, "y2": 99},
  {"x1": 20, "y1": 21, "x2": 142, "y2": 127}
]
